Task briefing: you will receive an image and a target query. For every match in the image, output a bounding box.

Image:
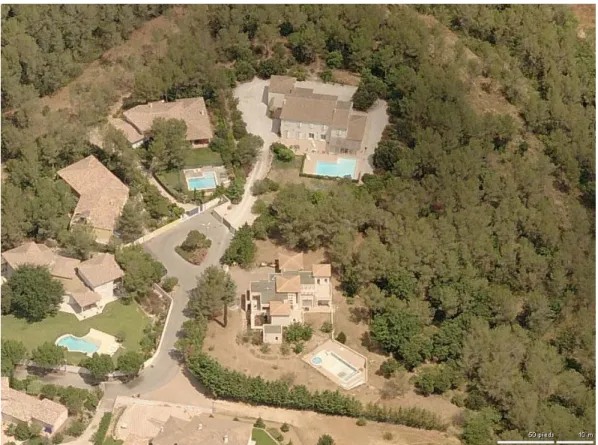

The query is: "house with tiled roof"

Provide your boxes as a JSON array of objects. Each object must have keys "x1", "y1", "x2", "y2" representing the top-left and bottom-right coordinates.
[
  {"x1": 268, "y1": 77, "x2": 369, "y2": 155},
  {"x1": 1, "y1": 377, "x2": 68, "y2": 437},
  {"x1": 1, "y1": 242, "x2": 124, "y2": 319},
  {"x1": 57, "y1": 155, "x2": 129, "y2": 244},
  {"x1": 245, "y1": 252, "x2": 332, "y2": 344},
  {"x1": 123, "y1": 97, "x2": 213, "y2": 146}
]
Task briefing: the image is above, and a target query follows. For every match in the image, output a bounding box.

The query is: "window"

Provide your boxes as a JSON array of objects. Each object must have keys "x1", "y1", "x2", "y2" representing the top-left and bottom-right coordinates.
[
  {"x1": 309, "y1": 133, "x2": 315, "y2": 139},
  {"x1": 317, "y1": 279, "x2": 320, "y2": 285},
  {"x1": 321, "y1": 134, "x2": 326, "y2": 140}
]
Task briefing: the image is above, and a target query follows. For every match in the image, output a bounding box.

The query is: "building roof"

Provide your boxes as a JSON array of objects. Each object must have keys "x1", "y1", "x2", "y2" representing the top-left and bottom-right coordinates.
[
  {"x1": 277, "y1": 252, "x2": 304, "y2": 272},
  {"x1": 312, "y1": 263, "x2": 332, "y2": 278},
  {"x1": 123, "y1": 97, "x2": 213, "y2": 141},
  {"x1": 331, "y1": 108, "x2": 350, "y2": 130},
  {"x1": 1, "y1": 242, "x2": 55, "y2": 270},
  {"x1": 1, "y1": 377, "x2": 68, "y2": 427},
  {"x1": 77, "y1": 253, "x2": 124, "y2": 288},
  {"x1": 51, "y1": 256, "x2": 81, "y2": 280},
  {"x1": 151, "y1": 416, "x2": 253, "y2": 445},
  {"x1": 280, "y1": 95, "x2": 338, "y2": 125},
  {"x1": 109, "y1": 118, "x2": 145, "y2": 144},
  {"x1": 347, "y1": 112, "x2": 368, "y2": 142},
  {"x1": 264, "y1": 325, "x2": 283, "y2": 334},
  {"x1": 70, "y1": 289, "x2": 102, "y2": 308},
  {"x1": 57, "y1": 156, "x2": 129, "y2": 232},
  {"x1": 275, "y1": 275, "x2": 301, "y2": 293},
  {"x1": 269, "y1": 75, "x2": 296, "y2": 95},
  {"x1": 250, "y1": 280, "x2": 288, "y2": 304},
  {"x1": 269, "y1": 300, "x2": 292, "y2": 316}
]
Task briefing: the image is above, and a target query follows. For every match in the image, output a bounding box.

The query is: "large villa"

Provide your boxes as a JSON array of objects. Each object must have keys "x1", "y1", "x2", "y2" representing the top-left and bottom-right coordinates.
[
  {"x1": 1, "y1": 242, "x2": 124, "y2": 319},
  {"x1": 245, "y1": 252, "x2": 333, "y2": 344}
]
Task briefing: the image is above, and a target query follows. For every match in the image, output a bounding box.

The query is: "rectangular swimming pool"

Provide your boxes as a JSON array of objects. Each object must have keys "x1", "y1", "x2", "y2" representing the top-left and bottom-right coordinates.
[
  {"x1": 314, "y1": 158, "x2": 357, "y2": 179},
  {"x1": 187, "y1": 172, "x2": 217, "y2": 190},
  {"x1": 313, "y1": 350, "x2": 359, "y2": 381}
]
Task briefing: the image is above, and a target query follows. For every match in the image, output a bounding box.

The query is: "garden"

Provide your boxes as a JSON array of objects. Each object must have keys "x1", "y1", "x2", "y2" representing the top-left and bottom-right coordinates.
[{"x1": 175, "y1": 230, "x2": 212, "y2": 265}]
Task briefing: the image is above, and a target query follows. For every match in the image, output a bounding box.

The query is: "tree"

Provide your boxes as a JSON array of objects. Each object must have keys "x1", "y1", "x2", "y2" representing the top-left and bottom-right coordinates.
[
  {"x1": 370, "y1": 311, "x2": 422, "y2": 359},
  {"x1": 461, "y1": 408, "x2": 500, "y2": 445},
  {"x1": 116, "y1": 200, "x2": 144, "y2": 243},
  {"x1": 221, "y1": 224, "x2": 256, "y2": 268},
  {"x1": 284, "y1": 323, "x2": 313, "y2": 343},
  {"x1": 234, "y1": 134, "x2": 263, "y2": 171},
  {"x1": 270, "y1": 142, "x2": 294, "y2": 162},
  {"x1": 317, "y1": 434, "x2": 335, "y2": 445},
  {"x1": 59, "y1": 386, "x2": 90, "y2": 415},
  {"x1": 335, "y1": 331, "x2": 347, "y2": 344},
  {"x1": 188, "y1": 266, "x2": 237, "y2": 326},
  {"x1": 251, "y1": 178, "x2": 279, "y2": 195},
  {"x1": 31, "y1": 342, "x2": 66, "y2": 369},
  {"x1": 80, "y1": 353, "x2": 115, "y2": 382},
  {"x1": 235, "y1": 60, "x2": 256, "y2": 82},
  {"x1": 378, "y1": 358, "x2": 402, "y2": 378},
  {"x1": 59, "y1": 223, "x2": 96, "y2": 260},
  {"x1": 116, "y1": 351, "x2": 144, "y2": 378},
  {"x1": 181, "y1": 230, "x2": 211, "y2": 251},
  {"x1": 115, "y1": 246, "x2": 167, "y2": 299},
  {"x1": 148, "y1": 118, "x2": 190, "y2": 172},
  {"x1": 1, "y1": 339, "x2": 27, "y2": 376},
  {"x1": 326, "y1": 50, "x2": 343, "y2": 69},
  {"x1": 6, "y1": 265, "x2": 64, "y2": 321}
]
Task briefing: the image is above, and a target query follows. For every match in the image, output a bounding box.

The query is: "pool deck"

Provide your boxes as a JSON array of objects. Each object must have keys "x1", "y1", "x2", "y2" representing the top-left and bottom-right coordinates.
[
  {"x1": 302, "y1": 153, "x2": 359, "y2": 180},
  {"x1": 303, "y1": 339, "x2": 367, "y2": 390}
]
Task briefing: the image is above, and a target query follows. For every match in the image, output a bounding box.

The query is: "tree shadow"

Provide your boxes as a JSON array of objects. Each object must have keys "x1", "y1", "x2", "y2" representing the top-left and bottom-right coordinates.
[
  {"x1": 360, "y1": 331, "x2": 383, "y2": 354},
  {"x1": 349, "y1": 306, "x2": 369, "y2": 324},
  {"x1": 181, "y1": 365, "x2": 212, "y2": 397}
]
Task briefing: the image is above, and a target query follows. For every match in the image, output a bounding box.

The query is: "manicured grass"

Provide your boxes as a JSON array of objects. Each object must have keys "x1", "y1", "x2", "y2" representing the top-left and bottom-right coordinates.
[
  {"x1": 251, "y1": 428, "x2": 279, "y2": 445},
  {"x1": 156, "y1": 169, "x2": 187, "y2": 197},
  {"x1": 1, "y1": 300, "x2": 150, "y2": 365},
  {"x1": 184, "y1": 148, "x2": 223, "y2": 167}
]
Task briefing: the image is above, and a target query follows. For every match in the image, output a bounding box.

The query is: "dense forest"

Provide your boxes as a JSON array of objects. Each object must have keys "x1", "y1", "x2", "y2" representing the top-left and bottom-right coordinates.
[{"x1": 0, "y1": 5, "x2": 595, "y2": 443}]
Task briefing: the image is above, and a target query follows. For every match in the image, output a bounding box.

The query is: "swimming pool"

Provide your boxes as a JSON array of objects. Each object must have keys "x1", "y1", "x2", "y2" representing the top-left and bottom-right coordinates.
[
  {"x1": 56, "y1": 335, "x2": 99, "y2": 354},
  {"x1": 187, "y1": 172, "x2": 217, "y2": 190},
  {"x1": 312, "y1": 350, "x2": 359, "y2": 381},
  {"x1": 314, "y1": 158, "x2": 357, "y2": 179}
]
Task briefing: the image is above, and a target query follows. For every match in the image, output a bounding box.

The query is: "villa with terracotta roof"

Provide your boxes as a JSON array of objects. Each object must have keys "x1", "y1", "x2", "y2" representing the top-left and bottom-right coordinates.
[
  {"x1": 1, "y1": 377, "x2": 68, "y2": 437},
  {"x1": 123, "y1": 97, "x2": 213, "y2": 146},
  {"x1": 267, "y1": 76, "x2": 368, "y2": 155},
  {"x1": 1, "y1": 242, "x2": 124, "y2": 319},
  {"x1": 245, "y1": 252, "x2": 332, "y2": 344},
  {"x1": 57, "y1": 155, "x2": 129, "y2": 244}
]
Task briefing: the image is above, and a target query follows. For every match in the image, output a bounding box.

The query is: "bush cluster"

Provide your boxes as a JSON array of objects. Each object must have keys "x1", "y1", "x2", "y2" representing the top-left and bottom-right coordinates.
[{"x1": 93, "y1": 413, "x2": 112, "y2": 445}]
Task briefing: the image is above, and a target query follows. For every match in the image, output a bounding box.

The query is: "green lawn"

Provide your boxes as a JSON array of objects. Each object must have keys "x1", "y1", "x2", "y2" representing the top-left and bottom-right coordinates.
[
  {"x1": 1, "y1": 300, "x2": 150, "y2": 365},
  {"x1": 251, "y1": 429, "x2": 279, "y2": 445},
  {"x1": 184, "y1": 148, "x2": 223, "y2": 168}
]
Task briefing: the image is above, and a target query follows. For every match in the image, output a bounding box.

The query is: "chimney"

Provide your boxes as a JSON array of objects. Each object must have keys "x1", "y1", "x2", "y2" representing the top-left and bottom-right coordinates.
[
  {"x1": 197, "y1": 423, "x2": 203, "y2": 431},
  {"x1": 223, "y1": 434, "x2": 229, "y2": 444}
]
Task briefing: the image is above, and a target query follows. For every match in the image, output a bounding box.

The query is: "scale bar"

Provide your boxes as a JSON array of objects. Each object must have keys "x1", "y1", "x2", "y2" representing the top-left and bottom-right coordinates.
[
  {"x1": 556, "y1": 440, "x2": 594, "y2": 445},
  {"x1": 496, "y1": 440, "x2": 554, "y2": 445}
]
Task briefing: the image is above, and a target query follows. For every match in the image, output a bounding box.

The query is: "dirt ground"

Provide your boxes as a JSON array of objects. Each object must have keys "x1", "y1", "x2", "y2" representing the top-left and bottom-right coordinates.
[
  {"x1": 222, "y1": 241, "x2": 462, "y2": 426},
  {"x1": 147, "y1": 370, "x2": 459, "y2": 445}
]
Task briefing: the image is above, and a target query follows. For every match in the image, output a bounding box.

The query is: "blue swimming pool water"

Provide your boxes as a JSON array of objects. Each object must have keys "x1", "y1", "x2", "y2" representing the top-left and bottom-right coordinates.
[
  {"x1": 187, "y1": 172, "x2": 217, "y2": 190},
  {"x1": 311, "y1": 356, "x2": 323, "y2": 366},
  {"x1": 57, "y1": 335, "x2": 99, "y2": 354},
  {"x1": 314, "y1": 158, "x2": 357, "y2": 179}
]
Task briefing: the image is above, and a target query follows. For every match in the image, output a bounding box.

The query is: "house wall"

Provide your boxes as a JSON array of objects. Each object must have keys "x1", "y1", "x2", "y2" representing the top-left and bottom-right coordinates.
[
  {"x1": 270, "y1": 314, "x2": 293, "y2": 327},
  {"x1": 268, "y1": 92, "x2": 285, "y2": 110},
  {"x1": 263, "y1": 329, "x2": 283, "y2": 344},
  {"x1": 92, "y1": 281, "x2": 114, "y2": 300},
  {"x1": 281, "y1": 120, "x2": 330, "y2": 141}
]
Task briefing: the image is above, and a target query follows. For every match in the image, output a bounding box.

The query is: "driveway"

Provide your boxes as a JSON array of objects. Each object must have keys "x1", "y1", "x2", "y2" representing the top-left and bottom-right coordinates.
[{"x1": 359, "y1": 99, "x2": 388, "y2": 176}]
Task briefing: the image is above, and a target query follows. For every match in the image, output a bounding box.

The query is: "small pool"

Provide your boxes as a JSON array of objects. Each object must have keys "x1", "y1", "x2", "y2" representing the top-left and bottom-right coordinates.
[
  {"x1": 187, "y1": 172, "x2": 217, "y2": 190},
  {"x1": 56, "y1": 335, "x2": 99, "y2": 354},
  {"x1": 315, "y1": 158, "x2": 357, "y2": 179},
  {"x1": 311, "y1": 356, "x2": 323, "y2": 366}
]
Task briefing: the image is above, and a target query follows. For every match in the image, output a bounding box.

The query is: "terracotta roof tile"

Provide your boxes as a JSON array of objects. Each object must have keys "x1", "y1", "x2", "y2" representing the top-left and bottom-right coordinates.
[
  {"x1": 269, "y1": 75, "x2": 296, "y2": 94},
  {"x1": 51, "y1": 257, "x2": 81, "y2": 279},
  {"x1": 277, "y1": 252, "x2": 304, "y2": 271},
  {"x1": 123, "y1": 97, "x2": 213, "y2": 141},
  {"x1": 1, "y1": 242, "x2": 55, "y2": 270},
  {"x1": 77, "y1": 253, "x2": 124, "y2": 288},
  {"x1": 269, "y1": 300, "x2": 292, "y2": 316},
  {"x1": 275, "y1": 275, "x2": 301, "y2": 293},
  {"x1": 312, "y1": 263, "x2": 332, "y2": 278},
  {"x1": 57, "y1": 156, "x2": 129, "y2": 232}
]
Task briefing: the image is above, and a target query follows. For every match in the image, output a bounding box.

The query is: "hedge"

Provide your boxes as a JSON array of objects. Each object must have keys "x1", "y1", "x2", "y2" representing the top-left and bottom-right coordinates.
[
  {"x1": 186, "y1": 352, "x2": 446, "y2": 431},
  {"x1": 93, "y1": 413, "x2": 112, "y2": 445}
]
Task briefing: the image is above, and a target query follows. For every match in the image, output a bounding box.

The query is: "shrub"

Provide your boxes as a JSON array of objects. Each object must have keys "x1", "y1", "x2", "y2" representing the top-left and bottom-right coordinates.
[
  {"x1": 115, "y1": 331, "x2": 126, "y2": 343},
  {"x1": 93, "y1": 413, "x2": 112, "y2": 445},
  {"x1": 251, "y1": 178, "x2": 279, "y2": 196},
  {"x1": 280, "y1": 343, "x2": 291, "y2": 355},
  {"x1": 383, "y1": 432, "x2": 394, "y2": 441},
  {"x1": 251, "y1": 199, "x2": 268, "y2": 215},
  {"x1": 284, "y1": 322, "x2": 312, "y2": 343},
  {"x1": 320, "y1": 321, "x2": 333, "y2": 333},
  {"x1": 41, "y1": 384, "x2": 58, "y2": 400},
  {"x1": 451, "y1": 394, "x2": 465, "y2": 407},
  {"x1": 320, "y1": 69, "x2": 333, "y2": 83},
  {"x1": 66, "y1": 420, "x2": 86, "y2": 437},
  {"x1": 51, "y1": 433, "x2": 64, "y2": 444},
  {"x1": 280, "y1": 422, "x2": 290, "y2": 433},
  {"x1": 293, "y1": 342, "x2": 304, "y2": 354},
  {"x1": 14, "y1": 422, "x2": 33, "y2": 441},
  {"x1": 221, "y1": 224, "x2": 256, "y2": 268},
  {"x1": 335, "y1": 332, "x2": 347, "y2": 344},
  {"x1": 379, "y1": 358, "x2": 402, "y2": 378},
  {"x1": 181, "y1": 230, "x2": 211, "y2": 251},
  {"x1": 260, "y1": 343, "x2": 271, "y2": 354},
  {"x1": 161, "y1": 276, "x2": 179, "y2": 292},
  {"x1": 317, "y1": 434, "x2": 335, "y2": 445},
  {"x1": 268, "y1": 428, "x2": 284, "y2": 442},
  {"x1": 270, "y1": 142, "x2": 294, "y2": 162},
  {"x1": 413, "y1": 365, "x2": 460, "y2": 396},
  {"x1": 26, "y1": 379, "x2": 43, "y2": 396},
  {"x1": 254, "y1": 417, "x2": 265, "y2": 428},
  {"x1": 356, "y1": 417, "x2": 367, "y2": 426}
]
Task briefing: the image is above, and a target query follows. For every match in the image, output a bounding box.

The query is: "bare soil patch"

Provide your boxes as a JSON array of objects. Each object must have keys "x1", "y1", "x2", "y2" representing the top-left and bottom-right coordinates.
[
  {"x1": 175, "y1": 246, "x2": 208, "y2": 265},
  {"x1": 571, "y1": 5, "x2": 596, "y2": 30},
  {"x1": 332, "y1": 69, "x2": 362, "y2": 86}
]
